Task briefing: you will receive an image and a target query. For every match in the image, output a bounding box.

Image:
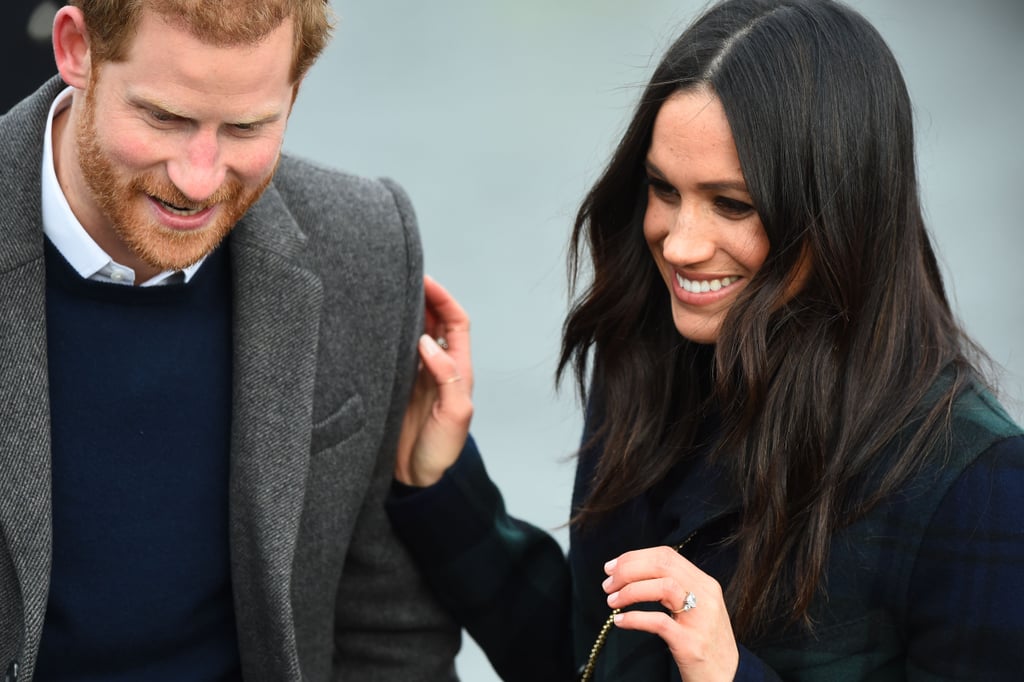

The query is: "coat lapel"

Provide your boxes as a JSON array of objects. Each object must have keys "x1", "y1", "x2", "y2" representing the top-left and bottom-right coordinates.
[
  {"x1": 0, "y1": 77, "x2": 63, "y2": 665},
  {"x1": 227, "y1": 184, "x2": 323, "y2": 680},
  {"x1": 0, "y1": 259, "x2": 53, "y2": 663},
  {"x1": 662, "y1": 453, "x2": 737, "y2": 546}
]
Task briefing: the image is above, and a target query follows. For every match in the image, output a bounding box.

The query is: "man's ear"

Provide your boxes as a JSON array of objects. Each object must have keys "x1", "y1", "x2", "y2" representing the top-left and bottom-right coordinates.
[{"x1": 53, "y1": 6, "x2": 93, "y2": 89}]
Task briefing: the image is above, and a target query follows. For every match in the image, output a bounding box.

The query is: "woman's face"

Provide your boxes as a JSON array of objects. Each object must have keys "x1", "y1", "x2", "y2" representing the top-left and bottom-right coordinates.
[{"x1": 643, "y1": 89, "x2": 769, "y2": 344}]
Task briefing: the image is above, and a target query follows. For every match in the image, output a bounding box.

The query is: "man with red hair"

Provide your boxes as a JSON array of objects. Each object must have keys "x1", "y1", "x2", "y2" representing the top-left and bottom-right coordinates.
[{"x1": 0, "y1": 1, "x2": 459, "y2": 679}]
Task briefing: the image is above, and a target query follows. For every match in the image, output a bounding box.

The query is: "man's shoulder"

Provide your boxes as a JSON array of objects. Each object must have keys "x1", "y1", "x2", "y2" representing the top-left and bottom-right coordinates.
[
  {"x1": 272, "y1": 154, "x2": 406, "y2": 216},
  {"x1": 1, "y1": 76, "x2": 63, "y2": 145},
  {"x1": 270, "y1": 154, "x2": 417, "y2": 246},
  {"x1": 0, "y1": 79, "x2": 59, "y2": 197},
  {"x1": 258, "y1": 153, "x2": 421, "y2": 278},
  {"x1": 268, "y1": 154, "x2": 416, "y2": 245}
]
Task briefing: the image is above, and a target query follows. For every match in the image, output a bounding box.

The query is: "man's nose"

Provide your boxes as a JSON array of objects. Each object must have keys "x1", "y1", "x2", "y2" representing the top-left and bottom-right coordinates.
[{"x1": 166, "y1": 129, "x2": 227, "y2": 202}]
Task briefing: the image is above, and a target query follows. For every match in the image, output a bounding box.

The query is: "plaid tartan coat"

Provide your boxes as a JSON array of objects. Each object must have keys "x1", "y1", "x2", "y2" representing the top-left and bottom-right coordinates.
[{"x1": 388, "y1": 385, "x2": 1024, "y2": 681}]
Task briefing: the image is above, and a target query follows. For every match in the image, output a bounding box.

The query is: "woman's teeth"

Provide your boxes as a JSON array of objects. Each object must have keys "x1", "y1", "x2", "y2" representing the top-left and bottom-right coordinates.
[{"x1": 676, "y1": 274, "x2": 739, "y2": 293}]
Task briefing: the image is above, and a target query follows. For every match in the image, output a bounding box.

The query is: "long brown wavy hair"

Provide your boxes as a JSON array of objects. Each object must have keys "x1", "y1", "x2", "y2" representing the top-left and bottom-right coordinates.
[{"x1": 559, "y1": 0, "x2": 986, "y2": 639}]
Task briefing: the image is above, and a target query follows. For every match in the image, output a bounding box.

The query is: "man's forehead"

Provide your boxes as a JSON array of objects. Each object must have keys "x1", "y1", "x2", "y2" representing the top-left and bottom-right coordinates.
[
  {"x1": 146, "y1": 2, "x2": 294, "y2": 50},
  {"x1": 91, "y1": 10, "x2": 297, "y2": 123}
]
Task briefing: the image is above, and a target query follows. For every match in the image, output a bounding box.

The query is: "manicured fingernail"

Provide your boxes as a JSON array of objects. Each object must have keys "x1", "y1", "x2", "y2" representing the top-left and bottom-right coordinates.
[
  {"x1": 607, "y1": 591, "x2": 619, "y2": 606},
  {"x1": 604, "y1": 559, "x2": 617, "y2": 573},
  {"x1": 602, "y1": 576, "x2": 613, "y2": 590},
  {"x1": 613, "y1": 614, "x2": 624, "y2": 624},
  {"x1": 419, "y1": 334, "x2": 440, "y2": 356}
]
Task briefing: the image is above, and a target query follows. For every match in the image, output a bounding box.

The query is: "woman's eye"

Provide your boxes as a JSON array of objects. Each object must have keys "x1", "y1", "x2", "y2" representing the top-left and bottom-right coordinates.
[
  {"x1": 715, "y1": 196, "x2": 754, "y2": 216},
  {"x1": 646, "y1": 177, "x2": 678, "y2": 200}
]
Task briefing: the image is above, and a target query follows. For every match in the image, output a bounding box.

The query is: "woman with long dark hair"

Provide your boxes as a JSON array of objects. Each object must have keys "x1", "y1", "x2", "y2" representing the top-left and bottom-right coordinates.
[{"x1": 387, "y1": 0, "x2": 1024, "y2": 679}]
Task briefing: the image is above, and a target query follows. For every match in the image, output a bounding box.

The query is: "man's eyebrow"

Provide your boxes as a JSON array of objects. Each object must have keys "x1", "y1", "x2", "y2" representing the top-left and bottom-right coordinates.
[
  {"x1": 127, "y1": 94, "x2": 283, "y2": 126},
  {"x1": 128, "y1": 94, "x2": 186, "y2": 118},
  {"x1": 235, "y1": 111, "x2": 284, "y2": 126}
]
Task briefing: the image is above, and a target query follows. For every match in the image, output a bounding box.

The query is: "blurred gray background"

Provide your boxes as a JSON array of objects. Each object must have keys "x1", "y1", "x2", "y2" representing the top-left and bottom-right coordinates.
[{"x1": 284, "y1": 1, "x2": 1023, "y2": 679}]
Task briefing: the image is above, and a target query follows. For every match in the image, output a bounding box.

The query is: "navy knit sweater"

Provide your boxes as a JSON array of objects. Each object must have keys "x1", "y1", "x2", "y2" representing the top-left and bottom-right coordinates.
[{"x1": 37, "y1": 240, "x2": 242, "y2": 681}]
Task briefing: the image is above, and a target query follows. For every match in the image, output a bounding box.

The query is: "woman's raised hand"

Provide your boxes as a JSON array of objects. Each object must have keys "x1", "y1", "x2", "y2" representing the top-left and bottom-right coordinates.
[{"x1": 395, "y1": 275, "x2": 474, "y2": 487}]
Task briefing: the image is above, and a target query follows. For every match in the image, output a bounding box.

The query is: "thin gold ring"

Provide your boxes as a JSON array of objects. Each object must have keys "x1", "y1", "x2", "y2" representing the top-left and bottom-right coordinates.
[{"x1": 442, "y1": 375, "x2": 463, "y2": 384}]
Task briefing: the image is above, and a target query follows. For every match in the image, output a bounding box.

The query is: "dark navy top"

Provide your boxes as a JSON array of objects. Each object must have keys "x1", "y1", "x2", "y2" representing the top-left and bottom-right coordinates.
[{"x1": 37, "y1": 239, "x2": 242, "y2": 681}]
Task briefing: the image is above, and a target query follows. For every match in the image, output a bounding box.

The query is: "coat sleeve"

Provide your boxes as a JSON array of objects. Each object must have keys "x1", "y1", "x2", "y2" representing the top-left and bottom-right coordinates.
[
  {"x1": 733, "y1": 644, "x2": 783, "y2": 682},
  {"x1": 904, "y1": 434, "x2": 1024, "y2": 679},
  {"x1": 329, "y1": 178, "x2": 462, "y2": 681},
  {"x1": 387, "y1": 435, "x2": 575, "y2": 682}
]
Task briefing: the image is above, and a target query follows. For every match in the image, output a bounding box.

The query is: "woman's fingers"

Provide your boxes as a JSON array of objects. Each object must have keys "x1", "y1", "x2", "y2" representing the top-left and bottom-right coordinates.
[
  {"x1": 603, "y1": 546, "x2": 702, "y2": 615},
  {"x1": 418, "y1": 334, "x2": 462, "y2": 389},
  {"x1": 416, "y1": 333, "x2": 473, "y2": 428},
  {"x1": 602, "y1": 546, "x2": 738, "y2": 680},
  {"x1": 424, "y1": 274, "x2": 468, "y2": 329},
  {"x1": 602, "y1": 545, "x2": 688, "y2": 593},
  {"x1": 606, "y1": 576, "x2": 692, "y2": 614},
  {"x1": 394, "y1": 276, "x2": 475, "y2": 487},
  {"x1": 423, "y1": 274, "x2": 473, "y2": 390}
]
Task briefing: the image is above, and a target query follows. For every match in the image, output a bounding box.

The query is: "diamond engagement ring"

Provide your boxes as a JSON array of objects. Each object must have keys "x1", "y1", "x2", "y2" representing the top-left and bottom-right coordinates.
[{"x1": 671, "y1": 591, "x2": 697, "y2": 614}]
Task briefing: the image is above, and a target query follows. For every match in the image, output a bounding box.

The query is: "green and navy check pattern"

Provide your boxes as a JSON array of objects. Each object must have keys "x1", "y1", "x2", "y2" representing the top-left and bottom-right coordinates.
[{"x1": 388, "y1": 387, "x2": 1024, "y2": 681}]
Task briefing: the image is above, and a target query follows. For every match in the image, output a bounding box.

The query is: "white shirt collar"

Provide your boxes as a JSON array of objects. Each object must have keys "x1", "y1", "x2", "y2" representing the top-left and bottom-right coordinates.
[{"x1": 41, "y1": 86, "x2": 206, "y2": 287}]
